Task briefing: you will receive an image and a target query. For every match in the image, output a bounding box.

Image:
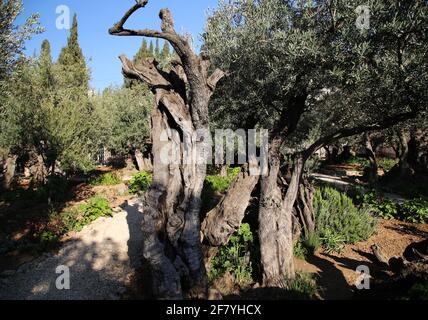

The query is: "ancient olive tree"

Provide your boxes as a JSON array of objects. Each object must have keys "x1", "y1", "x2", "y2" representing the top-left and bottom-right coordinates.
[
  {"x1": 204, "y1": 0, "x2": 427, "y2": 285},
  {"x1": 109, "y1": 0, "x2": 225, "y2": 298},
  {"x1": 0, "y1": 0, "x2": 42, "y2": 190},
  {"x1": 91, "y1": 86, "x2": 152, "y2": 168}
]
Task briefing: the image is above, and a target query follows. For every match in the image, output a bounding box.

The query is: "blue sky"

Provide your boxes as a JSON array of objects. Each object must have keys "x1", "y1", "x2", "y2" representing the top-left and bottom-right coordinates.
[{"x1": 18, "y1": 0, "x2": 219, "y2": 90}]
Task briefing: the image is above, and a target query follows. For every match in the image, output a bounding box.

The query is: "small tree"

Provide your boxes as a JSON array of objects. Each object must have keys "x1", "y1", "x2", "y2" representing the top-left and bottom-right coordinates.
[
  {"x1": 57, "y1": 14, "x2": 89, "y2": 95},
  {"x1": 91, "y1": 86, "x2": 152, "y2": 162},
  {"x1": 0, "y1": 0, "x2": 42, "y2": 189}
]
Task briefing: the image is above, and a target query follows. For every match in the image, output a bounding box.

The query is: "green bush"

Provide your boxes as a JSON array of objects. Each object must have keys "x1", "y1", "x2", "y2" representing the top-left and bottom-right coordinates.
[
  {"x1": 303, "y1": 232, "x2": 322, "y2": 255},
  {"x1": 359, "y1": 190, "x2": 399, "y2": 220},
  {"x1": 319, "y1": 229, "x2": 346, "y2": 254},
  {"x1": 345, "y1": 156, "x2": 369, "y2": 167},
  {"x1": 293, "y1": 241, "x2": 308, "y2": 260},
  {"x1": 79, "y1": 197, "x2": 112, "y2": 227},
  {"x1": 90, "y1": 172, "x2": 122, "y2": 186},
  {"x1": 359, "y1": 190, "x2": 428, "y2": 223},
  {"x1": 128, "y1": 171, "x2": 152, "y2": 194},
  {"x1": 210, "y1": 223, "x2": 254, "y2": 286},
  {"x1": 38, "y1": 230, "x2": 60, "y2": 251},
  {"x1": 60, "y1": 207, "x2": 83, "y2": 232},
  {"x1": 205, "y1": 167, "x2": 240, "y2": 194},
  {"x1": 280, "y1": 272, "x2": 318, "y2": 299},
  {"x1": 314, "y1": 187, "x2": 377, "y2": 253},
  {"x1": 400, "y1": 197, "x2": 428, "y2": 224},
  {"x1": 377, "y1": 158, "x2": 398, "y2": 172}
]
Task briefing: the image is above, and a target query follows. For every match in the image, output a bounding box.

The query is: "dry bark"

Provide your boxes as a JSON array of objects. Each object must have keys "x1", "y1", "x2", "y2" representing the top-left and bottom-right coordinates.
[
  {"x1": 134, "y1": 149, "x2": 153, "y2": 172},
  {"x1": 109, "y1": 0, "x2": 224, "y2": 299},
  {"x1": 202, "y1": 161, "x2": 259, "y2": 247},
  {"x1": 364, "y1": 133, "x2": 378, "y2": 184},
  {"x1": 258, "y1": 137, "x2": 306, "y2": 285},
  {"x1": 2, "y1": 154, "x2": 17, "y2": 190},
  {"x1": 293, "y1": 176, "x2": 315, "y2": 238}
]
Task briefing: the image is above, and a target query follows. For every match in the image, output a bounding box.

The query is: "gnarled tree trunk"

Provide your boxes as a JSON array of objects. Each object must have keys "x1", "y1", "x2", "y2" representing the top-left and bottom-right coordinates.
[
  {"x1": 397, "y1": 129, "x2": 411, "y2": 177},
  {"x1": 30, "y1": 153, "x2": 48, "y2": 187},
  {"x1": 258, "y1": 137, "x2": 305, "y2": 285},
  {"x1": 293, "y1": 175, "x2": 315, "y2": 238},
  {"x1": 202, "y1": 160, "x2": 259, "y2": 246},
  {"x1": 134, "y1": 148, "x2": 153, "y2": 172},
  {"x1": 364, "y1": 133, "x2": 378, "y2": 185},
  {"x1": 2, "y1": 154, "x2": 17, "y2": 190},
  {"x1": 109, "y1": 0, "x2": 224, "y2": 299}
]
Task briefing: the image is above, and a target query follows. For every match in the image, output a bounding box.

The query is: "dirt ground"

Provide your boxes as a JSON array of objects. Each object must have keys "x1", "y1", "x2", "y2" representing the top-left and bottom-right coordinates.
[
  {"x1": 1, "y1": 162, "x2": 427, "y2": 299},
  {"x1": 295, "y1": 219, "x2": 428, "y2": 299}
]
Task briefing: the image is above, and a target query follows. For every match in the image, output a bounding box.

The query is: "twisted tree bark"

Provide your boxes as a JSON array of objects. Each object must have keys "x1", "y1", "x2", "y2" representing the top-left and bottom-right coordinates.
[
  {"x1": 109, "y1": 0, "x2": 224, "y2": 299},
  {"x1": 202, "y1": 160, "x2": 259, "y2": 247},
  {"x1": 258, "y1": 137, "x2": 306, "y2": 285},
  {"x1": 2, "y1": 154, "x2": 17, "y2": 190},
  {"x1": 293, "y1": 175, "x2": 315, "y2": 238},
  {"x1": 364, "y1": 133, "x2": 378, "y2": 184}
]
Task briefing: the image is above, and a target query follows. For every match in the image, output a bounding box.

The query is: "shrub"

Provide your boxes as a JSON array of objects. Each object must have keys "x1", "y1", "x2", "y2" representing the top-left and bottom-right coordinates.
[
  {"x1": 319, "y1": 229, "x2": 346, "y2": 254},
  {"x1": 345, "y1": 156, "x2": 369, "y2": 167},
  {"x1": 303, "y1": 232, "x2": 322, "y2": 255},
  {"x1": 128, "y1": 171, "x2": 152, "y2": 194},
  {"x1": 293, "y1": 241, "x2": 308, "y2": 260},
  {"x1": 359, "y1": 190, "x2": 399, "y2": 220},
  {"x1": 210, "y1": 223, "x2": 254, "y2": 286},
  {"x1": 60, "y1": 207, "x2": 83, "y2": 232},
  {"x1": 38, "y1": 230, "x2": 60, "y2": 251},
  {"x1": 280, "y1": 272, "x2": 318, "y2": 299},
  {"x1": 90, "y1": 172, "x2": 121, "y2": 186},
  {"x1": 359, "y1": 190, "x2": 428, "y2": 223},
  {"x1": 314, "y1": 187, "x2": 377, "y2": 253},
  {"x1": 377, "y1": 158, "x2": 398, "y2": 172},
  {"x1": 79, "y1": 197, "x2": 112, "y2": 227},
  {"x1": 205, "y1": 167, "x2": 240, "y2": 194},
  {"x1": 202, "y1": 167, "x2": 241, "y2": 213},
  {"x1": 400, "y1": 197, "x2": 428, "y2": 224}
]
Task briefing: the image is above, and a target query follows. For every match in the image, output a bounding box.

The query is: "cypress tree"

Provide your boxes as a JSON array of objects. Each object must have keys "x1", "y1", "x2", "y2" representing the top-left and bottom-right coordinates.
[
  {"x1": 57, "y1": 14, "x2": 89, "y2": 94},
  {"x1": 39, "y1": 39, "x2": 54, "y2": 90},
  {"x1": 134, "y1": 39, "x2": 148, "y2": 62},
  {"x1": 155, "y1": 38, "x2": 160, "y2": 60},
  {"x1": 161, "y1": 41, "x2": 170, "y2": 62},
  {"x1": 148, "y1": 41, "x2": 154, "y2": 57}
]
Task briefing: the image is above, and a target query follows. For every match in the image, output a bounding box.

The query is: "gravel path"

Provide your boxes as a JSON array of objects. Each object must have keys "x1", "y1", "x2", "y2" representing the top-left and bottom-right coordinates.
[{"x1": 0, "y1": 199, "x2": 144, "y2": 300}]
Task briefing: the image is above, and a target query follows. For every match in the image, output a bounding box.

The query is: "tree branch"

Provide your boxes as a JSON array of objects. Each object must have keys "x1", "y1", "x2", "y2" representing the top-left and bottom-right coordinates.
[
  {"x1": 303, "y1": 110, "x2": 417, "y2": 159},
  {"x1": 119, "y1": 55, "x2": 170, "y2": 87},
  {"x1": 108, "y1": 0, "x2": 149, "y2": 34},
  {"x1": 108, "y1": 1, "x2": 188, "y2": 58},
  {"x1": 207, "y1": 69, "x2": 226, "y2": 91}
]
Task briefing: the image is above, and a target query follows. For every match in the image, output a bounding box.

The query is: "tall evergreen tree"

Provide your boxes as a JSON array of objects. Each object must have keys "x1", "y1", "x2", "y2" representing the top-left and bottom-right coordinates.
[
  {"x1": 155, "y1": 38, "x2": 160, "y2": 60},
  {"x1": 148, "y1": 40, "x2": 154, "y2": 57},
  {"x1": 134, "y1": 39, "x2": 148, "y2": 62},
  {"x1": 38, "y1": 39, "x2": 54, "y2": 89},
  {"x1": 57, "y1": 14, "x2": 89, "y2": 94},
  {"x1": 161, "y1": 41, "x2": 170, "y2": 62}
]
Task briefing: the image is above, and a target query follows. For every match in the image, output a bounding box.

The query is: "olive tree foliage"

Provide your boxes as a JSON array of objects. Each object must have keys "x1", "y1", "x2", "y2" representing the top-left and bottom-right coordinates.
[
  {"x1": 1, "y1": 12, "x2": 95, "y2": 182},
  {"x1": 1, "y1": 48, "x2": 95, "y2": 177},
  {"x1": 0, "y1": 0, "x2": 42, "y2": 155},
  {"x1": 0, "y1": 0, "x2": 42, "y2": 83},
  {"x1": 91, "y1": 85, "x2": 152, "y2": 157},
  {"x1": 0, "y1": 58, "x2": 37, "y2": 156},
  {"x1": 203, "y1": 0, "x2": 427, "y2": 284},
  {"x1": 204, "y1": 0, "x2": 427, "y2": 149}
]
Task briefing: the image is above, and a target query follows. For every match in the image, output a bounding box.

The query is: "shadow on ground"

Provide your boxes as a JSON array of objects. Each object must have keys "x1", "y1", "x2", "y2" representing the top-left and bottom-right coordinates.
[{"x1": 0, "y1": 199, "x2": 146, "y2": 300}]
